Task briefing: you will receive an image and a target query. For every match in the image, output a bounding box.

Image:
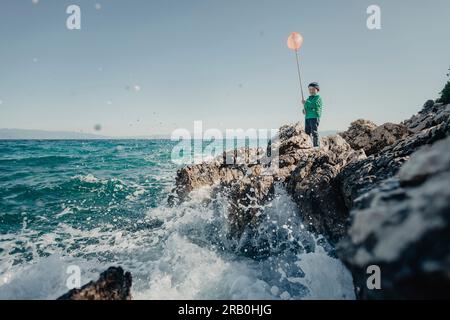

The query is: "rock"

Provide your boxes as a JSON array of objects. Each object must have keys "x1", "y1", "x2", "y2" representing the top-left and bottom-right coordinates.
[
  {"x1": 339, "y1": 120, "x2": 409, "y2": 156},
  {"x1": 402, "y1": 100, "x2": 450, "y2": 134},
  {"x1": 422, "y1": 99, "x2": 436, "y2": 111},
  {"x1": 286, "y1": 135, "x2": 366, "y2": 242},
  {"x1": 277, "y1": 122, "x2": 307, "y2": 141},
  {"x1": 275, "y1": 124, "x2": 316, "y2": 180},
  {"x1": 225, "y1": 172, "x2": 275, "y2": 236},
  {"x1": 338, "y1": 101, "x2": 450, "y2": 209},
  {"x1": 167, "y1": 97, "x2": 450, "y2": 299},
  {"x1": 57, "y1": 267, "x2": 132, "y2": 300},
  {"x1": 169, "y1": 122, "x2": 312, "y2": 238},
  {"x1": 169, "y1": 101, "x2": 449, "y2": 247},
  {"x1": 338, "y1": 137, "x2": 450, "y2": 299},
  {"x1": 339, "y1": 119, "x2": 378, "y2": 152},
  {"x1": 398, "y1": 136, "x2": 450, "y2": 186},
  {"x1": 168, "y1": 162, "x2": 246, "y2": 205},
  {"x1": 365, "y1": 123, "x2": 410, "y2": 155},
  {"x1": 168, "y1": 146, "x2": 271, "y2": 206}
]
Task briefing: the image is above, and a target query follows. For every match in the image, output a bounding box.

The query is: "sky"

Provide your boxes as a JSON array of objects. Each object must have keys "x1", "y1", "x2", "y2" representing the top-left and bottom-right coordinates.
[{"x1": 0, "y1": 0, "x2": 449, "y2": 137}]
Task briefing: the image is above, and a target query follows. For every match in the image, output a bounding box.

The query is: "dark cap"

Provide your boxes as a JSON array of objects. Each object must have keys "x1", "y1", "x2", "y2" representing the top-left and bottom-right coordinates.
[{"x1": 308, "y1": 82, "x2": 320, "y2": 90}]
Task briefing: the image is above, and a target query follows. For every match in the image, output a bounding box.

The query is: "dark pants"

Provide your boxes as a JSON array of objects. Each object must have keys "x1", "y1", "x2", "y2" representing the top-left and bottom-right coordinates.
[{"x1": 305, "y1": 118, "x2": 320, "y2": 147}]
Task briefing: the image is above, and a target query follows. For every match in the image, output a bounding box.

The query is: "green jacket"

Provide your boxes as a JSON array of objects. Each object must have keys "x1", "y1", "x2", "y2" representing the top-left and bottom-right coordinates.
[{"x1": 304, "y1": 94, "x2": 323, "y2": 119}]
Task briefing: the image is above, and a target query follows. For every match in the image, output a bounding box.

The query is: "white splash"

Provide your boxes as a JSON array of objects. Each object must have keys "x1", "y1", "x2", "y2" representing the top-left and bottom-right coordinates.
[{"x1": 0, "y1": 174, "x2": 355, "y2": 300}]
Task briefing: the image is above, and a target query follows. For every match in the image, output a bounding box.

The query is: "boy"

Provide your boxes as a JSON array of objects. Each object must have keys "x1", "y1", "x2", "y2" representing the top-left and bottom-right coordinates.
[{"x1": 302, "y1": 82, "x2": 323, "y2": 148}]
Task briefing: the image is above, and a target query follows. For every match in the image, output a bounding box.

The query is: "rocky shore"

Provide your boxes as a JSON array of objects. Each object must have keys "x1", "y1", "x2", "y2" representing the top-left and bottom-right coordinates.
[
  {"x1": 59, "y1": 99, "x2": 449, "y2": 300},
  {"x1": 167, "y1": 99, "x2": 449, "y2": 299}
]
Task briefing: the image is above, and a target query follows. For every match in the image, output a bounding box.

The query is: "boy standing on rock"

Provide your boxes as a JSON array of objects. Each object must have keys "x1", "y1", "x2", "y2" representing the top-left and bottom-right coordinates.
[{"x1": 302, "y1": 82, "x2": 323, "y2": 148}]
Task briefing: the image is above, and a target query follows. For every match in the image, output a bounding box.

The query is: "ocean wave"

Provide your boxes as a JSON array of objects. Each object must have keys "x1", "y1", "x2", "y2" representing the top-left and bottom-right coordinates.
[
  {"x1": 72, "y1": 174, "x2": 100, "y2": 183},
  {"x1": 0, "y1": 184, "x2": 355, "y2": 300},
  {"x1": 0, "y1": 140, "x2": 355, "y2": 300}
]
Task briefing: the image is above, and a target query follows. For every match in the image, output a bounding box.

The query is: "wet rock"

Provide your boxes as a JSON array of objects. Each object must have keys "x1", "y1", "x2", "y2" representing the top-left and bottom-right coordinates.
[
  {"x1": 338, "y1": 137, "x2": 450, "y2": 299},
  {"x1": 168, "y1": 162, "x2": 246, "y2": 205},
  {"x1": 170, "y1": 101, "x2": 449, "y2": 247},
  {"x1": 225, "y1": 171, "x2": 275, "y2": 236},
  {"x1": 286, "y1": 135, "x2": 366, "y2": 242},
  {"x1": 168, "y1": 98, "x2": 450, "y2": 299},
  {"x1": 57, "y1": 267, "x2": 132, "y2": 300},
  {"x1": 169, "y1": 123, "x2": 312, "y2": 237},
  {"x1": 168, "y1": 146, "x2": 270, "y2": 206}
]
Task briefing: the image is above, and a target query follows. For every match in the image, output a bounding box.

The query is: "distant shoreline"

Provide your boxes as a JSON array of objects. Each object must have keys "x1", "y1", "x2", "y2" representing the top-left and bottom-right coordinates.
[
  {"x1": 0, "y1": 138, "x2": 171, "y2": 141},
  {"x1": 0, "y1": 128, "x2": 340, "y2": 140}
]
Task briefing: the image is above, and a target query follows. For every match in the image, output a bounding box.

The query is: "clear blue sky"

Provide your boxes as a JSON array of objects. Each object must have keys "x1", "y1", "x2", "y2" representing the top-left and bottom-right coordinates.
[{"x1": 0, "y1": 0, "x2": 449, "y2": 137}]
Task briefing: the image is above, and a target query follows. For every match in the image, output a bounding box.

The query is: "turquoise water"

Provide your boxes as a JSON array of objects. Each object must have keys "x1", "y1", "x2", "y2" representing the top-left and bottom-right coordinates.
[
  {"x1": 0, "y1": 140, "x2": 175, "y2": 235},
  {"x1": 0, "y1": 140, "x2": 355, "y2": 300}
]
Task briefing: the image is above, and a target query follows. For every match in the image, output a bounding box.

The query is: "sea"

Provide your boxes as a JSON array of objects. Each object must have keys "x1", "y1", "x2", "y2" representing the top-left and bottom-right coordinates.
[{"x1": 0, "y1": 139, "x2": 355, "y2": 300}]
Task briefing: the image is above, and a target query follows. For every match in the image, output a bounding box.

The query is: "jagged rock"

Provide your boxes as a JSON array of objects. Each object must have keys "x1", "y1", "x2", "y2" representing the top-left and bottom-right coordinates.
[
  {"x1": 169, "y1": 122, "x2": 312, "y2": 238},
  {"x1": 168, "y1": 146, "x2": 271, "y2": 206},
  {"x1": 338, "y1": 137, "x2": 450, "y2": 299},
  {"x1": 402, "y1": 100, "x2": 449, "y2": 134},
  {"x1": 168, "y1": 162, "x2": 246, "y2": 205},
  {"x1": 225, "y1": 172, "x2": 275, "y2": 236},
  {"x1": 170, "y1": 101, "x2": 449, "y2": 247},
  {"x1": 275, "y1": 123, "x2": 317, "y2": 180},
  {"x1": 277, "y1": 122, "x2": 307, "y2": 141},
  {"x1": 57, "y1": 267, "x2": 132, "y2": 300},
  {"x1": 423, "y1": 99, "x2": 436, "y2": 111},
  {"x1": 339, "y1": 120, "x2": 409, "y2": 156},
  {"x1": 366, "y1": 123, "x2": 410, "y2": 155},
  {"x1": 286, "y1": 135, "x2": 366, "y2": 242},
  {"x1": 338, "y1": 102, "x2": 450, "y2": 209},
  {"x1": 167, "y1": 97, "x2": 450, "y2": 299},
  {"x1": 339, "y1": 119, "x2": 378, "y2": 152},
  {"x1": 398, "y1": 137, "x2": 450, "y2": 185}
]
